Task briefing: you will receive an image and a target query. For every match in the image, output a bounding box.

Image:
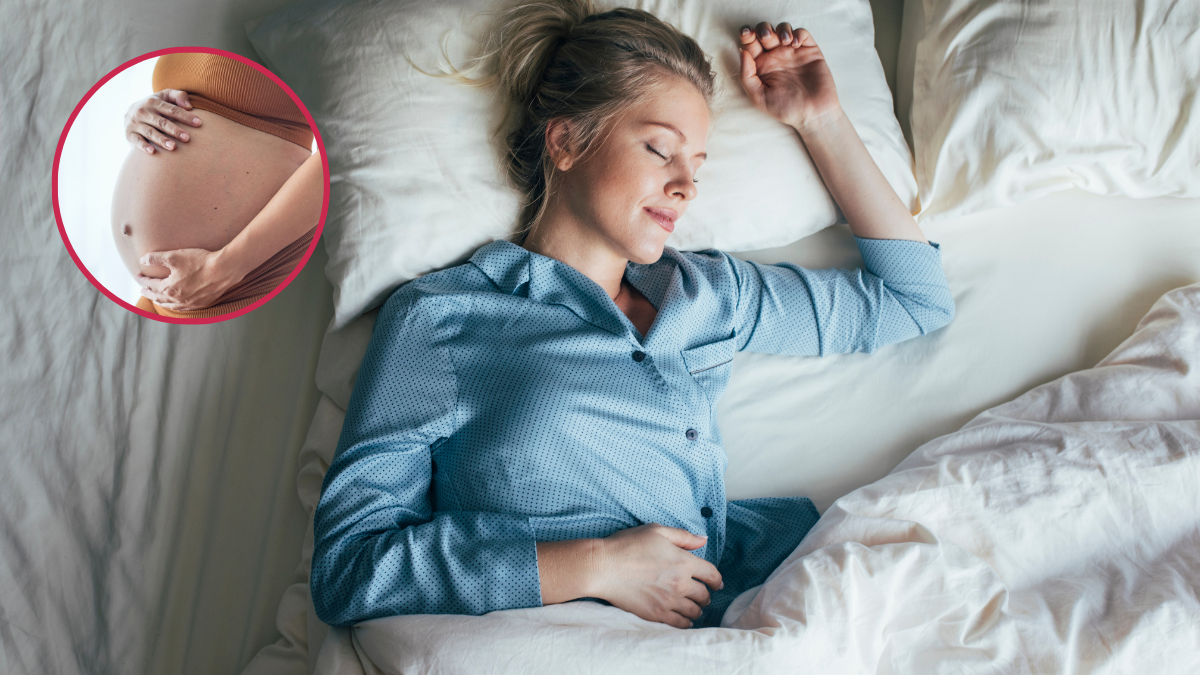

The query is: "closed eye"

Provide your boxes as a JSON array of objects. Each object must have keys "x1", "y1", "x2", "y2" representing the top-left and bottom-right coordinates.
[{"x1": 647, "y1": 143, "x2": 700, "y2": 183}]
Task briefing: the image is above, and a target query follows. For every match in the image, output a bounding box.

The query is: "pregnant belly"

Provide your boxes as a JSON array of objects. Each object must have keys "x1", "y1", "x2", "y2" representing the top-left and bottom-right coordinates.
[{"x1": 111, "y1": 108, "x2": 312, "y2": 279}]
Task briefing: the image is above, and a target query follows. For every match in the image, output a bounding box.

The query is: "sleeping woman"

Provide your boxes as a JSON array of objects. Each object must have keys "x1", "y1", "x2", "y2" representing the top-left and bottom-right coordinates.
[
  {"x1": 113, "y1": 52, "x2": 323, "y2": 318},
  {"x1": 311, "y1": 0, "x2": 955, "y2": 630}
]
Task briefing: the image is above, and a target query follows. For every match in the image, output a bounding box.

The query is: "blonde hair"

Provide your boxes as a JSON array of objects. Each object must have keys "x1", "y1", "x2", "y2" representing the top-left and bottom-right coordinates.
[{"x1": 419, "y1": 0, "x2": 716, "y2": 242}]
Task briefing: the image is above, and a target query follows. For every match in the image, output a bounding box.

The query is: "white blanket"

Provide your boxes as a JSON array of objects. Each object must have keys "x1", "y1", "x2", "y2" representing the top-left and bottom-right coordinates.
[{"x1": 308, "y1": 282, "x2": 1200, "y2": 674}]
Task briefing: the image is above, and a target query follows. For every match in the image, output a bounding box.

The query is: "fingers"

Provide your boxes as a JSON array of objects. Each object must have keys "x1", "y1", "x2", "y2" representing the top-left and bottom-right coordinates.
[
  {"x1": 755, "y1": 21, "x2": 780, "y2": 50},
  {"x1": 140, "y1": 251, "x2": 174, "y2": 270},
  {"x1": 128, "y1": 96, "x2": 201, "y2": 152},
  {"x1": 153, "y1": 98, "x2": 201, "y2": 128},
  {"x1": 738, "y1": 49, "x2": 763, "y2": 103},
  {"x1": 148, "y1": 99, "x2": 199, "y2": 145},
  {"x1": 655, "y1": 525, "x2": 709, "y2": 550},
  {"x1": 777, "y1": 22, "x2": 794, "y2": 46},
  {"x1": 135, "y1": 274, "x2": 168, "y2": 294},
  {"x1": 693, "y1": 559, "x2": 723, "y2": 592},
  {"x1": 658, "y1": 597, "x2": 702, "y2": 629},
  {"x1": 128, "y1": 130, "x2": 157, "y2": 154},
  {"x1": 662, "y1": 578, "x2": 717, "y2": 630},
  {"x1": 738, "y1": 25, "x2": 762, "y2": 58},
  {"x1": 136, "y1": 275, "x2": 179, "y2": 306},
  {"x1": 739, "y1": 22, "x2": 811, "y2": 54},
  {"x1": 161, "y1": 89, "x2": 194, "y2": 110},
  {"x1": 141, "y1": 291, "x2": 189, "y2": 312},
  {"x1": 686, "y1": 578, "x2": 712, "y2": 608},
  {"x1": 793, "y1": 27, "x2": 817, "y2": 50},
  {"x1": 137, "y1": 268, "x2": 197, "y2": 309},
  {"x1": 670, "y1": 598, "x2": 704, "y2": 627},
  {"x1": 139, "y1": 286, "x2": 168, "y2": 305},
  {"x1": 131, "y1": 122, "x2": 178, "y2": 152},
  {"x1": 661, "y1": 610, "x2": 693, "y2": 630},
  {"x1": 676, "y1": 605, "x2": 700, "y2": 624}
]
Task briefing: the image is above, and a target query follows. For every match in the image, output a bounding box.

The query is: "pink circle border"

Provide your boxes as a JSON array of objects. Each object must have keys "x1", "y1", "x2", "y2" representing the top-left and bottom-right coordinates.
[{"x1": 51, "y1": 46, "x2": 331, "y2": 325}]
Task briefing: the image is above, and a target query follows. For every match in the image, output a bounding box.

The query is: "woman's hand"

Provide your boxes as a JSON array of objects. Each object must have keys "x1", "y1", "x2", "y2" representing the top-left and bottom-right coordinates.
[
  {"x1": 737, "y1": 22, "x2": 842, "y2": 134},
  {"x1": 135, "y1": 247, "x2": 244, "y2": 311},
  {"x1": 592, "y1": 523, "x2": 723, "y2": 629},
  {"x1": 737, "y1": 23, "x2": 929, "y2": 243},
  {"x1": 124, "y1": 89, "x2": 203, "y2": 154}
]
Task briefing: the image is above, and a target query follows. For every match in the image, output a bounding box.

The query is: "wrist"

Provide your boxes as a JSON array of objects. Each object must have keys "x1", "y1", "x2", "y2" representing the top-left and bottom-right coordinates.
[
  {"x1": 536, "y1": 538, "x2": 606, "y2": 605},
  {"x1": 211, "y1": 243, "x2": 252, "y2": 288},
  {"x1": 790, "y1": 104, "x2": 846, "y2": 139},
  {"x1": 581, "y1": 537, "x2": 607, "y2": 599}
]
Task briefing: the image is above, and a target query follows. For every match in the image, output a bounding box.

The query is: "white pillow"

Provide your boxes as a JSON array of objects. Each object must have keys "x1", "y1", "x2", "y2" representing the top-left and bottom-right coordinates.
[
  {"x1": 910, "y1": 0, "x2": 1200, "y2": 224},
  {"x1": 249, "y1": 0, "x2": 916, "y2": 329}
]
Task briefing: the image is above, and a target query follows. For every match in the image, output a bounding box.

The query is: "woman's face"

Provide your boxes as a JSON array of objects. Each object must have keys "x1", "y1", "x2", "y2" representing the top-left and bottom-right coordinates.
[{"x1": 550, "y1": 76, "x2": 710, "y2": 265}]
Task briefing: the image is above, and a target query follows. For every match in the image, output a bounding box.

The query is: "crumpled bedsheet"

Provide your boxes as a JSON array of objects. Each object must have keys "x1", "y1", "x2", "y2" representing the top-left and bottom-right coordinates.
[
  {"x1": 1, "y1": 0, "x2": 333, "y2": 673},
  {"x1": 297, "y1": 283, "x2": 1200, "y2": 674}
]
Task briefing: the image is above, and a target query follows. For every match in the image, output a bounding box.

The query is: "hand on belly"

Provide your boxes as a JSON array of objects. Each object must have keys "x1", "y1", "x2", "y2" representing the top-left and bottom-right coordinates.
[
  {"x1": 111, "y1": 108, "x2": 309, "y2": 306},
  {"x1": 134, "y1": 247, "x2": 241, "y2": 312}
]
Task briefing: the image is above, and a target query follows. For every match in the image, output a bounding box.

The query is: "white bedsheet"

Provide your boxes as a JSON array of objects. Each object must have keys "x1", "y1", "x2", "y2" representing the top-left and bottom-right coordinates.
[{"x1": 2, "y1": 0, "x2": 333, "y2": 673}]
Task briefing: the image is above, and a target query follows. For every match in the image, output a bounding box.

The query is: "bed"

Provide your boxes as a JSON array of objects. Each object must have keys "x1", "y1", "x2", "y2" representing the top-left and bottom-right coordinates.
[{"x1": 4, "y1": 0, "x2": 1198, "y2": 673}]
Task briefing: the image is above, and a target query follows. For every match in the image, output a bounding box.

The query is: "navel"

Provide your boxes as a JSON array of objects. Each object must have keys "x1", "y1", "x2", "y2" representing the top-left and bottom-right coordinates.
[{"x1": 121, "y1": 224, "x2": 132, "y2": 236}]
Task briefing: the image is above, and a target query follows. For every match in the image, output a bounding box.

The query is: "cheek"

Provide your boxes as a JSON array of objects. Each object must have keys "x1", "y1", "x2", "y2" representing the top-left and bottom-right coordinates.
[
  {"x1": 586, "y1": 160, "x2": 656, "y2": 223},
  {"x1": 572, "y1": 144, "x2": 669, "y2": 243}
]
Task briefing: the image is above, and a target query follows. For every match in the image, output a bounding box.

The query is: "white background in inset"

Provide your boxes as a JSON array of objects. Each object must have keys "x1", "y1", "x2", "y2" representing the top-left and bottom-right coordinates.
[{"x1": 59, "y1": 57, "x2": 159, "y2": 305}]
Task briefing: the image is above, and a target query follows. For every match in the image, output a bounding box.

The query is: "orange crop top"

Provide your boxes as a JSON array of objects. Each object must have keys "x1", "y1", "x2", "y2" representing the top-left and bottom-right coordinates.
[{"x1": 152, "y1": 52, "x2": 314, "y2": 149}]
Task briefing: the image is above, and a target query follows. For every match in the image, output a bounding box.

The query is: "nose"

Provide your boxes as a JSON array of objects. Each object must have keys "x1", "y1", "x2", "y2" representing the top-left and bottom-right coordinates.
[{"x1": 668, "y1": 165, "x2": 698, "y2": 202}]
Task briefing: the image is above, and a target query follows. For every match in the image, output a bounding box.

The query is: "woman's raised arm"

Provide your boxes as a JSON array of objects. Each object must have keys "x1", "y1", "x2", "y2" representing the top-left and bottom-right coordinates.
[
  {"x1": 738, "y1": 22, "x2": 926, "y2": 243},
  {"x1": 715, "y1": 22, "x2": 953, "y2": 357}
]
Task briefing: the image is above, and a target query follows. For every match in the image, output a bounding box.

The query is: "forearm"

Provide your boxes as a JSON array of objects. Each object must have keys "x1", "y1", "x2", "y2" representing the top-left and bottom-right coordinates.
[
  {"x1": 311, "y1": 509, "x2": 542, "y2": 626},
  {"x1": 794, "y1": 108, "x2": 927, "y2": 244},
  {"x1": 536, "y1": 538, "x2": 604, "y2": 605},
  {"x1": 216, "y1": 151, "x2": 324, "y2": 281}
]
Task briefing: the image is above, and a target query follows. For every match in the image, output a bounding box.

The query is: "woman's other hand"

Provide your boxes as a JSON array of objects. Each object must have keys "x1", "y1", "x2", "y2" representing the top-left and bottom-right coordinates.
[
  {"x1": 593, "y1": 523, "x2": 723, "y2": 629},
  {"x1": 124, "y1": 89, "x2": 202, "y2": 154},
  {"x1": 135, "y1": 247, "x2": 243, "y2": 311},
  {"x1": 737, "y1": 22, "x2": 842, "y2": 134}
]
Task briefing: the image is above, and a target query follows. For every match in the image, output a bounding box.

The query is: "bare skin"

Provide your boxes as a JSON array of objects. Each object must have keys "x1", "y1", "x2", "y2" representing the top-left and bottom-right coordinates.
[
  {"x1": 115, "y1": 89, "x2": 322, "y2": 312},
  {"x1": 529, "y1": 22, "x2": 930, "y2": 629}
]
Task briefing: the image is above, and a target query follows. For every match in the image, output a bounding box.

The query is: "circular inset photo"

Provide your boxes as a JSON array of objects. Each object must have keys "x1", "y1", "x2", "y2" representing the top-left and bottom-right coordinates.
[{"x1": 54, "y1": 47, "x2": 329, "y2": 323}]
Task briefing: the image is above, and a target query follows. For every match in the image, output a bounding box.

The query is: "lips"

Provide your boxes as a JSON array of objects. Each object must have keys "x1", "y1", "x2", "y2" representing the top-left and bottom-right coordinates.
[{"x1": 644, "y1": 207, "x2": 678, "y2": 233}]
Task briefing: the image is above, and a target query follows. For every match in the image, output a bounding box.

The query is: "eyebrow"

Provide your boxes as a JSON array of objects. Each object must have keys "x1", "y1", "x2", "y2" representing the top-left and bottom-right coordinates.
[{"x1": 644, "y1": 121, "x2": 707, "y2": 159}]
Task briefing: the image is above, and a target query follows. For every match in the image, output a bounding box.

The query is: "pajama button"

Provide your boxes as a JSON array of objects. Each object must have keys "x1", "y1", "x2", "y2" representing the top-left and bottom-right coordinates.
[
  {"x1": 701, "y1": 506, "x2": 713, "y2": 517},
  {"x1": 685, "y1": 428, "x2": 698, "y2": 440},
  {"x1": 632, "y1": 350, "x2": 646, "y2": 362}
]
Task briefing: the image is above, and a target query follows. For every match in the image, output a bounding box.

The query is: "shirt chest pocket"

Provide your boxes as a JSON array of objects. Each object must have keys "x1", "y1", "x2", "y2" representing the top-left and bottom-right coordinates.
[{"x1": 681, "y1": 335, "x2": 737, "y2": 406}]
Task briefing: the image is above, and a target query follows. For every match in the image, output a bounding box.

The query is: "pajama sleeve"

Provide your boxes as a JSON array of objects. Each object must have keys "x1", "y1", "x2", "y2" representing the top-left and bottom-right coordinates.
[
  {"x1": 310, "y1": 287, "x2": 542, "y2": 627},
  {"x1": 722, "y1": 237, "x2": 955, "y2": 355}
]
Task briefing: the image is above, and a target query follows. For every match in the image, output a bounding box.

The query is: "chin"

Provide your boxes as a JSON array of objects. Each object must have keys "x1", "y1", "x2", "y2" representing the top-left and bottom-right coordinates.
[{"x1": 627, "y1": 238, "x2": 668, "y2": 265}]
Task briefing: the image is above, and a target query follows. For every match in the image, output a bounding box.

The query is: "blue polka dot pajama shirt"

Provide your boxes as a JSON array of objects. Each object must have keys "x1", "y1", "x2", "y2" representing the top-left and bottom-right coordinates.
[{"x1": 311, "y1": 236, "x2": 954, "y2": 629}]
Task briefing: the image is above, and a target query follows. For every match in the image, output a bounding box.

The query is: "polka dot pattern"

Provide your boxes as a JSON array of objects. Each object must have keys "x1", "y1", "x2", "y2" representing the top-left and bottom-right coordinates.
[{"x1": 310, "y1": 237, "x2": 954, "y2": 628}]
